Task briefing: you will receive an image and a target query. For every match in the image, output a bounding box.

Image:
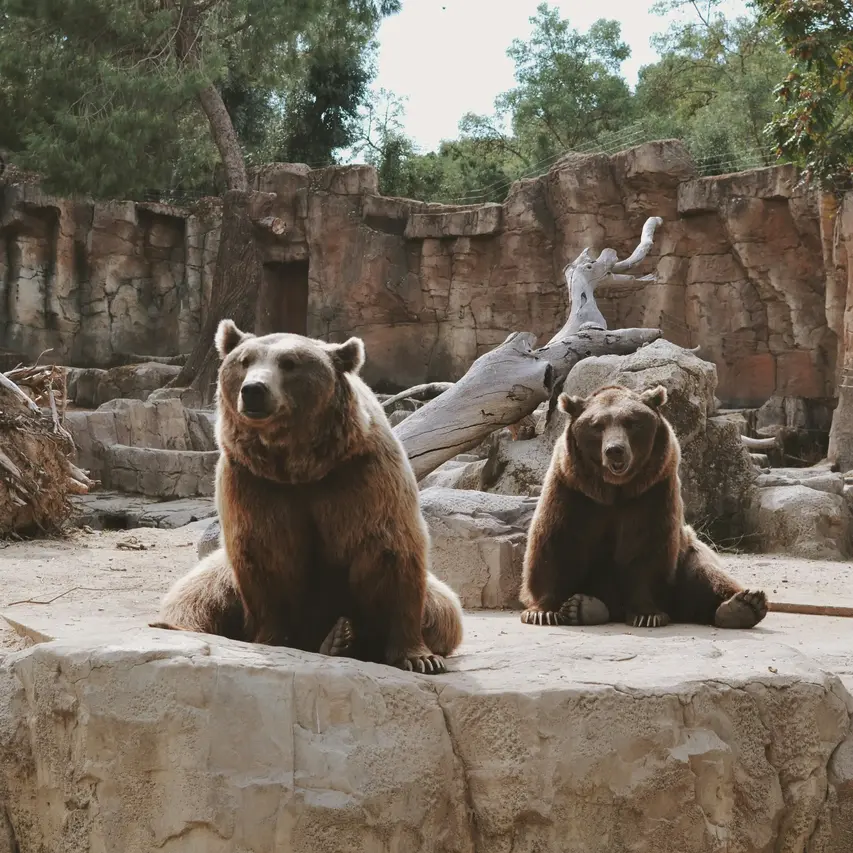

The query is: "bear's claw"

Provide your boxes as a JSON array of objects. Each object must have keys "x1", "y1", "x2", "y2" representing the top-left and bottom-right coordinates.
[
  {"x1": 401, "y1": 653, "x2": 446, "y2": 674},
  {"x1": 714, "y1": 589, "x2": 768, "y2": 629},
  {"x1": 629, "y1": 612, "x2": 670, "y2": 628},
  {"x1": 521, "y1": 608, "x2": 566, "y2": 626}
]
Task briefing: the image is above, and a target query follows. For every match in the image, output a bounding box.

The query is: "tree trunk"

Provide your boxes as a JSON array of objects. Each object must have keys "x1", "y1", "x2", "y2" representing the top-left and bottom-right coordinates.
[
  {"x1": 828, "y1": 193, "x2": 853, "y2": 471},
  {"x1": 169, "y1": 190, "x2": 264, "y2": 403},
  {"x1": 198, "y1": 83, "x2": 249, "y2": 191}
]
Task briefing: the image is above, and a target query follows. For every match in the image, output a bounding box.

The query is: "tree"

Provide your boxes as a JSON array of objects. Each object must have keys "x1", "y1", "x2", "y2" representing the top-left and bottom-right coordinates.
[
  {"x1": 635, "y1": 1, "x2": 790, "y2": 175},
  {"x1": 464, "y1": 5, "x2": 633, "y2": 167},
  {"x1": 0, "y1": 0, "x2": 399, "y2": 198},
  {"x1": 753, "y1": 0, "x2": 853, "y2": 191}
]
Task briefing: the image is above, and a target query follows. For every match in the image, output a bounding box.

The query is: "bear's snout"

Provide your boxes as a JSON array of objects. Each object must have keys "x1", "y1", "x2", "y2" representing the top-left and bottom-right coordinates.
[
  {"x1": 603, "y1": 439, "x2": 631, "y2": 474},
  {"x1": 240, "y1": 381, "x2": 272, "y2": 418}
]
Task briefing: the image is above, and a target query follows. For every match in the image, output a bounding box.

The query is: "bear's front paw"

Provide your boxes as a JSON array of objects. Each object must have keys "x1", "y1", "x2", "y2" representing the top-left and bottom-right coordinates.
[
  {"x1": 521, "y1": 608, "x2": 566, "y2": 626},
  {"x1": 714, "y1": 589, "x2": 768, "y2": 629},
  {"x1": 395, "y1": 648, "x2": 447, "y2": 674},
  {"x1": 318, "y1": 616, "x2": 354, "y2": 657},
  {"x1": 560, "y1": 594, "x2": 610, "y2": 626},
  {"x1": 628, "y1": 612, "x2": 670, "y2": 628}
]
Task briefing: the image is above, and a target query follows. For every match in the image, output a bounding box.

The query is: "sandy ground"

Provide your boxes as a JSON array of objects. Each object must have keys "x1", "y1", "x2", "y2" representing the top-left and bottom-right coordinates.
[{"x1": 2, "y1": 524, "x2": 853, "y2": 688}]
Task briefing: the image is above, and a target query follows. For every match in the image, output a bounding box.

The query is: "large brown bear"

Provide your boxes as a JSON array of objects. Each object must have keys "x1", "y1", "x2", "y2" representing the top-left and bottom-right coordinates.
[
  {"x1": 520, "y1": 384, "x2": 768, "y2": 630},
  {"x1": 152, "y1": 320, "x2": 463, "y2": 673}
]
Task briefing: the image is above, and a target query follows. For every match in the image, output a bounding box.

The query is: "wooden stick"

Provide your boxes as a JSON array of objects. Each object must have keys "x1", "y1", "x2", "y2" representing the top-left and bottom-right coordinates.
[
  {"x1": 769, "y1": 602, "x2": 853, "y2": 618},
  {"x1": 0, "y1": 371, "x2": 40, "y2": 413},
  {"x1": 381, "y1": 382, "x2": 454, "y2": 410}
]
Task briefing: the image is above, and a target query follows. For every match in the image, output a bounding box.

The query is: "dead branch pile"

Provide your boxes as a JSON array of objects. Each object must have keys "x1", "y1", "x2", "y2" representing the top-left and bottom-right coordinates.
[{"x1": 0, "y1": 366, "x2": 97, "y2": 538}]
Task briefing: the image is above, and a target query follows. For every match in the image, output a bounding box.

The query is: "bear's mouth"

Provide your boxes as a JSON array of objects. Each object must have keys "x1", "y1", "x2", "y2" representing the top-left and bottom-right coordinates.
[
  {"x1": 240, "y1": 408, "x2": 270, "y2": 421},
  {"x1": 605, "y1": 459, "x2": 629, "y2": 476}
]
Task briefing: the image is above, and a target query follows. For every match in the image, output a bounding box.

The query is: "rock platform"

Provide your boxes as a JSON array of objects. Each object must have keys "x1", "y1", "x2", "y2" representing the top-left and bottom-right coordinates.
[{"x1": 1, "y1": 526, "x2": 853, "y2": 852}]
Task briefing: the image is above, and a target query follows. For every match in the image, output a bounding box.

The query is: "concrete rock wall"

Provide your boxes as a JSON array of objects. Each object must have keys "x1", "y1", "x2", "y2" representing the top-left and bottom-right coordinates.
[{"x1": 2, "y1": 141, "x2": 850, "y2": 408}]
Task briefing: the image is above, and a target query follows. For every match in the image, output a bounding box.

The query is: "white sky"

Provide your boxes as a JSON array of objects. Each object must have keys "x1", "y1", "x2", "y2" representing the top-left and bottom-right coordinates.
[{"x1": 371, "y1": 0, "x2": 750, "y2": 152}]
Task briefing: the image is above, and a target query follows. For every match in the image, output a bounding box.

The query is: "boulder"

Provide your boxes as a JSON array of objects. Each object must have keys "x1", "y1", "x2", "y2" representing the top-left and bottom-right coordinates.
[
  {"x1": 419, "y1": 456, "x2": 487, "y2": 491},
  {"x1": 105, "y1": 446, "x2": 218, "y2": 498},
  {"x1": 0, "y1": 626, "x2": 851, "y2": 853},
  {"x1": 484, "y1": 341, "x2": 757, "y2": 543},
  {"x1": 749, "y1": 485, "x2": 852, "y2": 560},
  {"x1": 419, "y1": 488, "x2": 536, "y2": 609},
  {"x1": 67, "y1": 363, "x2": 182, "y2": 407}
]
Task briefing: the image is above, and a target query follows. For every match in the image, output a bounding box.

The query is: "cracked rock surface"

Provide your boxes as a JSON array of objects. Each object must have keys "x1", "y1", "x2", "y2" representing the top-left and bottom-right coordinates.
[{"x1": 1, "y1": 527, "x2": 853, "y2": 852}]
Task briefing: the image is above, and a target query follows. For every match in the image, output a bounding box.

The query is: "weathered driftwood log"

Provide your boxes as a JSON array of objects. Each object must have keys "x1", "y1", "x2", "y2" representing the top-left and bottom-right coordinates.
[
  {"x1": 393, "y1": 218, "x2": 666, "y2": 479},
  {"x1": 395, "y1": 327, "x2": 661, "y2": 479},
  {"x1": 548, "y1": 216, "x2": 662, "y2": 344}
]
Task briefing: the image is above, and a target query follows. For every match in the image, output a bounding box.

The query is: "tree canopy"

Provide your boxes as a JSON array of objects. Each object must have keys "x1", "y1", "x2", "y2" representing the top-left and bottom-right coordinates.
[
  {"x1": 362, "y1": 1, "x2": 793, "y2": 202},
  {"x1": 0, "y1": 0, "x2": 398, "y2": 198},
  {"x1": 753, "y1": 0, "x2": 853, "y2": 190}
]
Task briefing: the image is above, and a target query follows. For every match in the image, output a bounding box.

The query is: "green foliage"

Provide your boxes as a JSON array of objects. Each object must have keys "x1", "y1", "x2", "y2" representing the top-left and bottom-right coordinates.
[
  {"x1": 0, "y1": 0, "x2": 398, "y2": 198},
  {"x1": 462, "y1": 4, "x2": 633, "y2": 167},
  {"x1": 753, "y1": 0, "x2": 853, "y2": 190},
  {"x1": 636, "y1": 0, "x2": 790, "y2": 175}
]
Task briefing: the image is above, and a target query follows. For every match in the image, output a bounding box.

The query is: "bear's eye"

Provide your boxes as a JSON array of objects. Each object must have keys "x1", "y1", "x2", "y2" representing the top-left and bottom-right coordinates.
[
  {"x1": 239, "y1": 353, "x2": 252, "y2": 369},
  {"x1": 589, "y1": 419, "x2": 604, "y2": 431},
  {"x1": 278, "y1": 356, "x2": 296, "y2": 371}
]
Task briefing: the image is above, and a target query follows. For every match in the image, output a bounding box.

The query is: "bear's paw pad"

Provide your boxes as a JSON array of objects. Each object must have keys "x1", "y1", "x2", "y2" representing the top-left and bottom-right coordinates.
[
  {"x1": 319, "y1": 616, "x2": 355, "y2": 657},
  {"x1": 521, "y1": 608, "x2": 566, "y2": 626},
  {"x1": 715, "y1": 589, "x2": 768, "y2": 629},
  {"x1": 560, "y1": 594, "x2": 610, "y2": 626}
]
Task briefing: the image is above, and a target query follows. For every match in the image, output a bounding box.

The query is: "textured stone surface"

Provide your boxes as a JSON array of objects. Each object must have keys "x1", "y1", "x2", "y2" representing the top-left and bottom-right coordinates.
[
  {"x1": 2, "y1": 524, "x2": 853, "y2": 852},
  {"x1": 419, "y1": 488, "x2": 537, "y2": 609},
  {"x1": 66, "y1": 362, "x2": 182, "y2": 407},
  {"x1": 0, "y1": 622, "x2": 851, "y2": 853},
  {"x1": 749, "y1": 485, "x2": 852, "y2": 560},
  {"x1": 66, "y1": 397, "x2": 216, "y2": 483},
  {"x1": 70, "y1": 491, "x2": 216, "y2": 530},
  {"x1": 2, "y1": 146, "x2": 848, "y2": 412},
  {"x1": 105, "y1": 445, "x2": 218, "y2": 498}
]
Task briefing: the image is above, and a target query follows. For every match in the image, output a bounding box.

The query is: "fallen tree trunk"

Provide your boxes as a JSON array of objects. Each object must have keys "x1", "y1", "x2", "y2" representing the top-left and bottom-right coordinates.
[
  {"x1": 394, "y1": 327, "x2": 661, "y2": 479},
  {"x1": 393, "y1": 217, "x2": 665, "y2": 479}
]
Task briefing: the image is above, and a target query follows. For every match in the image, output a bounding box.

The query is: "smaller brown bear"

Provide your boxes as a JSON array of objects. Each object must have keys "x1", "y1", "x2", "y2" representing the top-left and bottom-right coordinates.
[
  {"x1": 520, "y1": 384, "x2": 768, "y2": 630},
  {"x1": 153, "y1": 320, "x2": 464, "y2": 673}
]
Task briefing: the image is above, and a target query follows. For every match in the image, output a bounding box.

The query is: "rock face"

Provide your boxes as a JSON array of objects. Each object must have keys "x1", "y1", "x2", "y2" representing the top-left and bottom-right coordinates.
[
  {"x1": 749, "y1": 484, "x2": 852, "y2": 560},
  {"x1": 2, "y1": 144, "x2": 849, "y2": 413},
  {"x1": 484, "y1": 341, "x2": 757, "y2": 541},
  {"x1": 66, "y1": 397, "x2": 217, "y2": 497},
  {"x1": 1, "y1": 626, "x2": 851, "y2": 853}
]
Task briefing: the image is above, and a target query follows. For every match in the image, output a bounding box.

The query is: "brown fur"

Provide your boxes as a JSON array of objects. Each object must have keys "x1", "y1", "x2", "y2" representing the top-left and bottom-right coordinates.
[
  {"x1": 153, "y1": 321, "x2": 463, "y2": 673},
  {"x1": 520, "y1": 385, "x2": 768, "y2": 629}
]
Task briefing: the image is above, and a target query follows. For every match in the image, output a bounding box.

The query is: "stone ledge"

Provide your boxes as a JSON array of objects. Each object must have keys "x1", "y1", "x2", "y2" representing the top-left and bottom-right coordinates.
[
  {"x1": 105, "y1": 445, "x2": 218, "y2": 498},
  {"x1": 405, "y1": 203, "x2": 502, "y2": 239},
  {"x1": 1, "y1": 622, "x2": 851, "y2": 853}
]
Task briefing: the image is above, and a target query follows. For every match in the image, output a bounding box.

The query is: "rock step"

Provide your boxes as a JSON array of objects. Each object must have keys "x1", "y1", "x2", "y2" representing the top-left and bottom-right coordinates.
[
  {"x1": 1, "y1": 624, "x2": 851, "y2": 852},
  {"x1": 70, "y1": 492, "x2": 216, "y2": 530}
]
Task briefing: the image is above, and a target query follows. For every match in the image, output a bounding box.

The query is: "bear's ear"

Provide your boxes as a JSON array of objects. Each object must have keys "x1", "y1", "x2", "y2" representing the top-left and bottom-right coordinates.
[
  {"x1": 329, "y1": 337, "x2": 365, "y2": 374},
  {"x1": 640, "y1": 385, "x2": 668, "y2": 410},
  {"x1": 558, "y1": 393, "x2": 586, "y2": 419},
  {"x1": 215, "y1": 319, "x2": 251, "y2": 359}
]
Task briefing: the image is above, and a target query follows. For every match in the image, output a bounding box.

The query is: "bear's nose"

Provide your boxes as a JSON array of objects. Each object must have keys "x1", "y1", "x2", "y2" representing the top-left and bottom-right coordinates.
[
  {"x1": 604, "y1": 444, "x2": 626, "y2": 463},
  {"x1": 240, "y1": 382, "x2": 269, "y2": 415}
]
